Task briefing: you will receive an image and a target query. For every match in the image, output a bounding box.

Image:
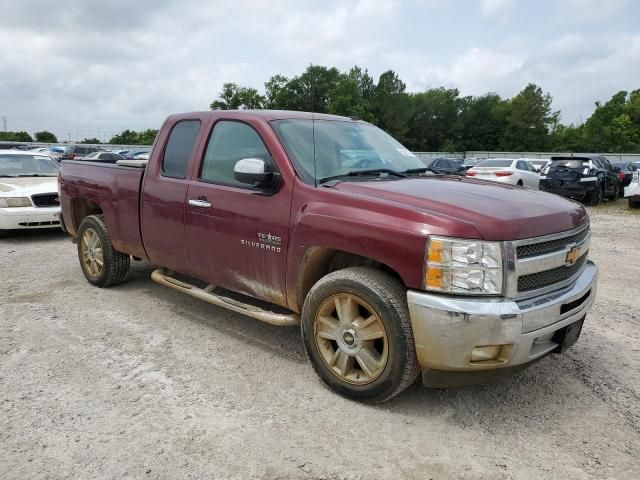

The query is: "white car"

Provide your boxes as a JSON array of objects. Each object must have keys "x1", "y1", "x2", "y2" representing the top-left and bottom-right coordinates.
[
  {"x1": 0, "y1": 150, "x2": 61, "y2": 231},
  {"x1": 524, "y1": 158, "x2": 550, "y2": 173},
  {"x1": 465, "y1": 158, "x2": 540, "y2": 189},
  {"x1": 625, "y1": 170, "x2": 640, "y2": 209}
]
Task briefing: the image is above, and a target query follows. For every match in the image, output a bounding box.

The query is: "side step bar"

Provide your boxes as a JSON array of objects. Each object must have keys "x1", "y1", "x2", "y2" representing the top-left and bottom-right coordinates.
[{"x1": 151, "y1": 268, "x2": 300, "y2": 327}]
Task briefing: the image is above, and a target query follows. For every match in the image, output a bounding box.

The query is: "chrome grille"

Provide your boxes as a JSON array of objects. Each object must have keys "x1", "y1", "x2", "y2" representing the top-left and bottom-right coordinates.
[
  {"x1": 31, "y1": 193, "x2": 59, "y2": 207},
  {"x1": 507, "y1": 224, "x2": 590, "y2": 299},
  {"x1": 518, "y1": 253, "x2": 588, "y2": 291},
  {"x1": 516, "y1": 227, "x2": 589, "y2": 259}
]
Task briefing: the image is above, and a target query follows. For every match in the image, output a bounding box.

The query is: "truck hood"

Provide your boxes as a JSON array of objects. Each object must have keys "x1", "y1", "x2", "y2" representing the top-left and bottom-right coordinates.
[
  {"x1": 335, "y1": 176, "x2": 588, "y2": 240},
  {"x1": 0, "y1": 177, "x2": 59, "y2": 195}
]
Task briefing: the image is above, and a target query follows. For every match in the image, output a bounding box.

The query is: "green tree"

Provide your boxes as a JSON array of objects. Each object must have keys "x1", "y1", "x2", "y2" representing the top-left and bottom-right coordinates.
[
  {"x1": 370, "y1": 70, "x2": 412, "y2": 142},
  {"x1": 582, "y1": 90, "x2": 627, "y2": 151},
  {"x1": 609, "y1": 114, "x2": 639, "y2": 152},
  {"x1": 210, "y1": 82, "x2": 265, "y2": 110},
  {"x1": 264, "y1": 74, "x2": 289, "y2": 108},
  {"x1": 0, "y1": 131, "x2": 33, "y2": 142},
  {"x1": 406, "y1": 88, "x2": 461, "y2": 151},
  {"x1": 500, "y1": 83, "x2": 557, "y2": 151},
  {"x1": 34, "y1": 131, "x2": 57, "y2": 143},
  {"x1": 327, "y1": 67, "x2": 376, "y2": 121},
  {"x1": 80, "y1": 137, "x2": 101, "y2": 144},
  {"x1": 453, "y1": 94, "x2": 508, "y2": 151}
]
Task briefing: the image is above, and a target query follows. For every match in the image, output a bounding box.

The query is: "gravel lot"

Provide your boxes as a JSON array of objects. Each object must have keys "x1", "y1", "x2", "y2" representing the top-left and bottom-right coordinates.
[{"x1": 1, "y1": 201, "x2": 639, "y2": 480}]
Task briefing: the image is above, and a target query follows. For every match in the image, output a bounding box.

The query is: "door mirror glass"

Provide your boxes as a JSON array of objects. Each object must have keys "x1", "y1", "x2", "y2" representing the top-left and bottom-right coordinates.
[{"x1": 234, "y1": 158, "x2": 275, "y2": 187}]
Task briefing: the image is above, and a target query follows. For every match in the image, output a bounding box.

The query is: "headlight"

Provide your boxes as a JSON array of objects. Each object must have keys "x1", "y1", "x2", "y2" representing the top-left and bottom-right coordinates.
[
  {"x1": 424, "y1": 236, "x2": 503, "y2": 295},
  {"x1": 0, "y1": 197, "x2": 32, "y2": 208}
]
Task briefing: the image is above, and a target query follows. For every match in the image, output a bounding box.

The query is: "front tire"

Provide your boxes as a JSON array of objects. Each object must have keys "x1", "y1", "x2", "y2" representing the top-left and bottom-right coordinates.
[
  {"x1": 630, "y1": 197, "x2": 640, "y2": 209},
  {"x1": 77, "y1": 215, "x2": 130, "y2": 287},
  {"x1": 301, "y1": 267, "x2": 420, "y2": 403}
]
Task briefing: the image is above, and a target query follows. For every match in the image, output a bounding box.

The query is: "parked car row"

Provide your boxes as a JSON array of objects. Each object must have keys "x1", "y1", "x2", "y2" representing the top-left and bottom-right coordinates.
[{"x1": 419, "y1": 155, "x2": 636, "y2": 207}]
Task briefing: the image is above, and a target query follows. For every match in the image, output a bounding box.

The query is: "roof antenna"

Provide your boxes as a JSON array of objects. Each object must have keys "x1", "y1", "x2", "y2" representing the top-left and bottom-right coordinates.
[{"x1": 312, "y1": 79, "x2": 317, "y2": 188}]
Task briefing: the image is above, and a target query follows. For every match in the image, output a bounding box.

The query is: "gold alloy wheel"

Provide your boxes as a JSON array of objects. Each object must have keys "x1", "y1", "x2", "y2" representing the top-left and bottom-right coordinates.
[
  {"x1": 314, "y1": 293, "x2": 389, "y2": 385},
  {"x1": 80, "y1": 228, "x2": 104, "y2": 278}
]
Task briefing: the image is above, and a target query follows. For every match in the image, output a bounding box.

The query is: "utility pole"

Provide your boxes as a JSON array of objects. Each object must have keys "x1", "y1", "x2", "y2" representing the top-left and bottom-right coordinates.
[{"x1": 2, "y1": 116, "x2": 6, "y2": 132}]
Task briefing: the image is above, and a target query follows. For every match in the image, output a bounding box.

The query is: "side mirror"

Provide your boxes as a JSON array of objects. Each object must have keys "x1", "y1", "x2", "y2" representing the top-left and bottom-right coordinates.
[
  {"x1": 234, "y1": 158, "x2": 278, "y2": 189},
  {"x1": 613, "y1": 166, "x2": 621, "y2": 173},
  {"x1": 535, "y1": 168, "x2": 541, "y2": 173}
]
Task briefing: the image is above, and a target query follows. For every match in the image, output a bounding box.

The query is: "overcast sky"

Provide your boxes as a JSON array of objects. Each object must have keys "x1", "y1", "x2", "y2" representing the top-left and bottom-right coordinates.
[{"x1": 1, "y1": 0, "x2": 639, "y2": 141}]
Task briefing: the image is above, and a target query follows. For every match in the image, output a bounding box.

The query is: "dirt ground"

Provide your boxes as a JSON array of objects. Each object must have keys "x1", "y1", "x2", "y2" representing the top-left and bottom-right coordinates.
[{"x1": 1, "y1": 200, "x2": 639, "y2": 480}]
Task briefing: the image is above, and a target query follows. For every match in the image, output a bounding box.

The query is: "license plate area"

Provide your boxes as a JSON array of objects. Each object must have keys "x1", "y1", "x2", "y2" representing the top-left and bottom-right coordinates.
[{"x1": 552, "y1": 317, "x2": 585, "y2": 353}]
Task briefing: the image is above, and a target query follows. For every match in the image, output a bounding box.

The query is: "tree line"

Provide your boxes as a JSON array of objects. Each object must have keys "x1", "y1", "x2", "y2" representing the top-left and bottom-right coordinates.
[
  {"x1": 209, "y1": 65, "x2": 640, "y2": 153},
  {"x1": 3, "y1": 64, "x2": 638, "y2": 152},
  {"x1": 0, "y1": 128, "x2": 159, "y2": 145}
]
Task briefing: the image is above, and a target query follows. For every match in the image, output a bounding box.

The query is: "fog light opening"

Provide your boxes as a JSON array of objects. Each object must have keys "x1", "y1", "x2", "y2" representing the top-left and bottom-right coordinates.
[{"x1": 470, "y1": 344, "x2": 513, "y2": 364}]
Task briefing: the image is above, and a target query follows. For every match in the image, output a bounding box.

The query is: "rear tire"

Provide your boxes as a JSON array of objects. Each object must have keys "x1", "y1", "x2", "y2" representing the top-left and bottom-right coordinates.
[
  {"x1": 517, "y1": 180, "x2": 524, "y2": 186},
  {"x1": 77, "y1": 215, "x2": 130, "y2": 287},
  {"x1": 630, "y1": 197, "x2": 640, "y2": 209},
  {"x1": 301, "y1": 267, "x2": 420, "y2": 403},
  {"x1": 587, "y1": 187, "x2": 602, "y2": 206},
  {"x1": 610, "y1": 187, "x2": 619, "y2": 202}
]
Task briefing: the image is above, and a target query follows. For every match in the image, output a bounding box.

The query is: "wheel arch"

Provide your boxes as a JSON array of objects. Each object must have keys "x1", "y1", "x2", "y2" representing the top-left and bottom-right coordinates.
[
  {"x1": 293, "y1": 246, "x2": 406, "y2": 312},
  {"x1": 71, "y1": 197, "x2": 103, "y2": 234}
]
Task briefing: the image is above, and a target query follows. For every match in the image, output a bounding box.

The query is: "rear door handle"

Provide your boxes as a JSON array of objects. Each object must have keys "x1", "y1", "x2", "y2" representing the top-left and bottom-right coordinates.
[{"x1": 188, "y1": 199, "x2": 212, "y2": 208}]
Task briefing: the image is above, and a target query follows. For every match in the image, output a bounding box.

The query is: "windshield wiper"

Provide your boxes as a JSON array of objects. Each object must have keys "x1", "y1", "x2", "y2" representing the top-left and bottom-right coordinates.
[
  {"x1": 14, "y1": 174, "x2": 57, "y2": 177},
  {"x1": 402, "y1": 167, "x2": 440, "y2": 175},
  {"x1": 318, "y1": 168, "x2": 407, "y2": 184}
]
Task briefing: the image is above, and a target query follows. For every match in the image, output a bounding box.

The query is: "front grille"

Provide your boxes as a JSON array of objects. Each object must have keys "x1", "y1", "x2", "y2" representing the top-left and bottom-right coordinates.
[
  {"x1": 518, "y1": 253, "x2": 588, "y2": 292},
  {"x1": 517, "y1": 227, "x2": 589, "y2": 259},
  {"x1": 31, "y1": 193, "x2": 59, "y2": 207}
]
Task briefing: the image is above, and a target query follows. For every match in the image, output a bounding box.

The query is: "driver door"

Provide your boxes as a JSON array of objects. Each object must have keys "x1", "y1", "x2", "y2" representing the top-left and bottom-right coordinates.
[{"x1": 183, "y1": 119, "x2": 293, "y2": 307}]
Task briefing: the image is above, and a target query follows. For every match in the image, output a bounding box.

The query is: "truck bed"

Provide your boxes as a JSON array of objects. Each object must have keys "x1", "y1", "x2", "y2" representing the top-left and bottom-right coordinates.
[{"x1": 59, "y1": 161, "x2": 147, "y2": 260}]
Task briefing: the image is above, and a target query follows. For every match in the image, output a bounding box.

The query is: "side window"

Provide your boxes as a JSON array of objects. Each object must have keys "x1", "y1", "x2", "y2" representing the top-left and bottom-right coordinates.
[
  {"x1": 591, "y1": 158, "x2": 601, "y2": 169},
  {"x1": 602, "y1": 159, "x2": 613, "y2": 171},
  {"x1": 200, "y1": 120, "x2": 274, "y2": 188},
  {"x1": 516, "y1": 161, "x2": 526, "y2": 170},
  {"x1": 162, "y1": 120, "x2": 201, "y2": 178}
]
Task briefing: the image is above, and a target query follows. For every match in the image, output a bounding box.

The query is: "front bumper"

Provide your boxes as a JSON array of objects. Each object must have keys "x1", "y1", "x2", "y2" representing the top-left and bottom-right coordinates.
[
  {"x1": 0, "y1": 206, "x2": 62, "y2": 230},
  {"x1": 407, "y1": 261, "x2": 598, "y2": 380}
]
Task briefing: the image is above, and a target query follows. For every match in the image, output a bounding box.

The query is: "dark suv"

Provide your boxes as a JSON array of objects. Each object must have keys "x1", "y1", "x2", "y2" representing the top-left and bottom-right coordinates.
[
  {"x1": 540, "y1": 155, "x2": 620, "y2": 206},
  {"x1": 59, "y1": 145, "x2": 104, "y2": 160}
]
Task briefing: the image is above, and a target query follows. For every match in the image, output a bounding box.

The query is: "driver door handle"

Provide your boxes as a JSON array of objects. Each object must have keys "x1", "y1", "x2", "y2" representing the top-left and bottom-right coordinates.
[{"x1": 188, "y1": 198, "x2": 212, "y2": 208}]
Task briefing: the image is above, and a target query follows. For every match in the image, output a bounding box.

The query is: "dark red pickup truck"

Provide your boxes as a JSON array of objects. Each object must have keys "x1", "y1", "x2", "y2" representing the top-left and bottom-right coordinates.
[{"x1": 59, "y1": 110, "x2": 598, "y2": 402}]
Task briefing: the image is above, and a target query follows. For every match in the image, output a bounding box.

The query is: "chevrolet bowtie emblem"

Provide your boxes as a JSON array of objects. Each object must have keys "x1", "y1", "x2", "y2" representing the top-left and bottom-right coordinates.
[{"x1": 565, "y1": 245, "x2": 580, "y2": 265}]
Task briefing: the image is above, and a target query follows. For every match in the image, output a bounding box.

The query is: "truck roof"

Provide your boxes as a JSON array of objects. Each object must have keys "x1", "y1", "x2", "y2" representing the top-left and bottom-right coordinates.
[{"x1": 167, "y1": 110, "x2": 361, "y2": 123}]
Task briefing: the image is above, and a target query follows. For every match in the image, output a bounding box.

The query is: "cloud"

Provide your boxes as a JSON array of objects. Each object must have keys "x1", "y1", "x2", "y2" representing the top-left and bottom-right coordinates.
[
  {"x1": 0, "y1": 0, "x2": 637, "y2": 140},
  {"x1": 552, "y1": 0, "x2": 630, "y2": 24},
  {"x1": 480, "y1": 0, "x2": 514, "y2": 20}
]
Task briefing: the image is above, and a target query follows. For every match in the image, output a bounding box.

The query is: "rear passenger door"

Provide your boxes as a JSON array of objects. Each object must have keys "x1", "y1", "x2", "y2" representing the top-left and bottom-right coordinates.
[
  {"x1": 141, "y1": 118, "x2": 203, "y2": 274},
  {"x1": 184, "y1": 119, "x2": 293, "y2": 307}
]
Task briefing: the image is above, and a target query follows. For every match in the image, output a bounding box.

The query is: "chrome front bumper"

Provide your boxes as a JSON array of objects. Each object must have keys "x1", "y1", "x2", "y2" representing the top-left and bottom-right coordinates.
[{"x1": 407, "y1": 261, "x2": 598, "y2": 374}]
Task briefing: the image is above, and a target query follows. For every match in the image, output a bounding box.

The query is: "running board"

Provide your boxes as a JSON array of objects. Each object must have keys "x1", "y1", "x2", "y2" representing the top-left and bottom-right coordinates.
[{"x1": 151, "y1": 268, "x2": 300, "y2": 327}]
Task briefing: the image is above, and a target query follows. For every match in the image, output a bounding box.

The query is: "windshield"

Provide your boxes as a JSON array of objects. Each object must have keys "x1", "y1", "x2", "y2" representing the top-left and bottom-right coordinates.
[
  {"x1": 550, "y1": 159, "x2": 588, "y2": 169},
  {"x1": 475, "y1": 159, "x2": 513, "y2": 168},
  {"x1": 0, "y1": 154, "x2": 59, "y2": 177},
  {"x1": 271, "y1": 119, "x2": 424, "y2": 184}
]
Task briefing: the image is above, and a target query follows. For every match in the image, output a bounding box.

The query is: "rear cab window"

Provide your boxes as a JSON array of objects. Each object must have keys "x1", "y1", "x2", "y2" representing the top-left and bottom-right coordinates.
[
  {"x1": 475, "y1": 159, "x2": 513, "y2": 168},
  {"x1": 162, "y1": 120, "x2": 201, "y2": 178}
]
